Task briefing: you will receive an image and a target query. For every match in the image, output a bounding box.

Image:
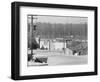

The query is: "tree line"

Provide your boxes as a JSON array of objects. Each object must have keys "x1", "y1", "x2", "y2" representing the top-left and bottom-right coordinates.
[{"x1": 29, "y1": 22, "x2": 87, "y2": 39}]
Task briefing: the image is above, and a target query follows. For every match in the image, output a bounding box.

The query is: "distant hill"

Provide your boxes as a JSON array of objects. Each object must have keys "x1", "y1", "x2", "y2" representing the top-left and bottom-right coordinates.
[
  {"x1": 28, "y1": 22, "x2": 87, "y2": 43},
  {"x1": 34, "y1": 22, "x2": 88, "y2": 39}
]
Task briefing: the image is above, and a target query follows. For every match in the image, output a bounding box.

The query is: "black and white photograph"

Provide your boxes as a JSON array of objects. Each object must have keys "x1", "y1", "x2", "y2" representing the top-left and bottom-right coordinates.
[
  {"x1": 11, "y1": 2, "x2": 97, "y2": 80},
  {"x1": 27, "y1": 15, "x2": 88, "y2": 66}
]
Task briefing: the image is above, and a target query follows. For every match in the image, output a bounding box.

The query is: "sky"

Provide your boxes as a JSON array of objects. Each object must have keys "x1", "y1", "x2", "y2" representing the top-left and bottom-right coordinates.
[{"x1": 28, "y1": 15, "x2": 88, "y2": 24}]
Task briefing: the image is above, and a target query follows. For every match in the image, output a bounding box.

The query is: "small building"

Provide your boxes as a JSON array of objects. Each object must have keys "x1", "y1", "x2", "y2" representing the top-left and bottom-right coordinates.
[
  {"x1": 39, "y1": 38, "x2": 66, "y2": 50},
  {"x1": 36, "y1": 36, "x2": 73, "y2": 51}
]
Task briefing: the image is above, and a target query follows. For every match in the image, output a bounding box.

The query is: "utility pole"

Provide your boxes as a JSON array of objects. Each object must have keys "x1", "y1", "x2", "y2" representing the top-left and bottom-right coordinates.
[{"x1": 30, "y1": 15, "x2": 38, "y2": 55}]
